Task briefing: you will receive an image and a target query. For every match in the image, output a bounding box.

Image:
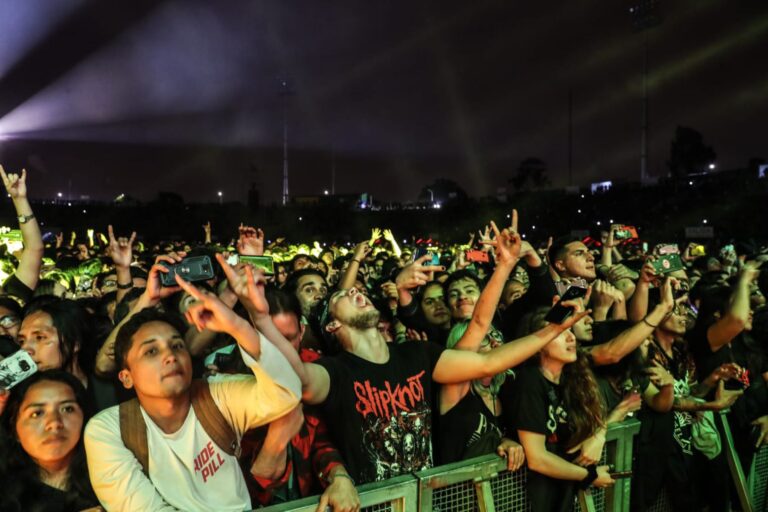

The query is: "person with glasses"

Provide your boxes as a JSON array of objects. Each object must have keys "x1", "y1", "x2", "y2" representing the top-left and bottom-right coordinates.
[{"x1": 0, "y1": 297, "x2": 22, "y2": 341}]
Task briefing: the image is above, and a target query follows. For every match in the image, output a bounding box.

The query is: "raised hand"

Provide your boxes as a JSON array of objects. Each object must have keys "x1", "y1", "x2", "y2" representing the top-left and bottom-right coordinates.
[
  {"x1": 0, "y1": 166, "x2": 27, "y2": 199},
  {"x1": 237, "y1": 224, "x2": 265, "y2": 256},
  {"x1": 395, "y1": 255, "x2": 444, "y2": 290},
  {"x1": 143, "y1": 251, "x2": 186, "y2": 304},
  {"x1": 369, "y1": 227, "x2": 382, "y2": 246},
  {"x1": 107, "y1": 225, "x2": 136, "y2": 268},
  {"x1": 176, "y1": 274, "x2": 246, "y2": 335},
  {"x1": 215, "y1": 253, "x2": 268, "y2": 317},
  {"x1": 481, "y1": 220, "x2": 521, "y2": 269},
  {"x1": 352, "y1": 240, "x2": 372, "y2": 262}
]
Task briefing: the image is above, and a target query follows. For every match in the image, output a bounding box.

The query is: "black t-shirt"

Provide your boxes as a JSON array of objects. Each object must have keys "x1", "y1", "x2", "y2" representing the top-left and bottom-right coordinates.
[
  {"x1": 315, "y1": 340, "x2": 444, "y2": 484},
  {"x1": 437, "y1": 387, "x2": 503, "y2": 465},
  {"x1": 689, "y1": 328, "x2": 768, "y2": 429},
  {"x1": 502, "y1": 365, "x2": 577, "y2": 512},
  {"x1": 0, "y1": 476, "x2": 98, "y2": 512},
  {"x1": 504, "y1": 365, "x2": 570, "y2": 454}
]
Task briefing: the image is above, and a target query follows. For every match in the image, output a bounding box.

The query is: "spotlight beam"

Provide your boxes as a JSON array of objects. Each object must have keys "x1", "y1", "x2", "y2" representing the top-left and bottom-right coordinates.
[{"x1": 0, "y1": 0, "x2": 166, "y2": 121}]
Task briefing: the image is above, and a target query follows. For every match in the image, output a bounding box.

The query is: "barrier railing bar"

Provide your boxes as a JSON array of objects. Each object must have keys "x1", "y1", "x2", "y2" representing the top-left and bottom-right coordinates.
[{"x1": 720, "y1": 411, "x2": 753, "y2": 512}]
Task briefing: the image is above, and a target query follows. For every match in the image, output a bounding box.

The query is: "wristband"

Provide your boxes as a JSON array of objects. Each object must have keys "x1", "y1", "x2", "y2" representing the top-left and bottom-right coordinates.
[
  {"x1": 116, "y1": 281, "x2": 133, "y2": 290},
  {"x1": 579, "y1": 464, "x2": 599, "y2": 489},
  {"x1": 642, "y1": 317, "x2": 658, "y2": 328},
  {"x1": 353, "y1": 259, "x2": 362, "y2": 264}
]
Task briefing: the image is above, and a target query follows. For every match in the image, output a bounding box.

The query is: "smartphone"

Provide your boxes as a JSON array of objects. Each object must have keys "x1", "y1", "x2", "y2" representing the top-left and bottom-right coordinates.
[
  {"x1": 0, "y1": 350, "x2": 38, "y2": 389},
  {"x1": 651, "y1": 254, "x2": 684, "y2": 274},
  {"x1": 413, "y1": 247, "x2": 440, "y2": 265},
  {"x1": 160, "y1": 255, "x2": 215, "y2": 286},
  {"x1": 465, "y1": 250, "x2": 490, "y2": 264},
  {"x1": 691, "y1": 244, "x2": 706, "y2": 257},
  {"x1": 239, "y1": 255, "x2": 275, "y2": 276},
  {"x1": 655, "y1": 243, "x2": 679, "y2": 255},
  {"x1": 545, "y1": 285, "x2": 588, "y2": 324},
  {"x1": 613, "y1": 225, "x2": 638, "y2": 240}
]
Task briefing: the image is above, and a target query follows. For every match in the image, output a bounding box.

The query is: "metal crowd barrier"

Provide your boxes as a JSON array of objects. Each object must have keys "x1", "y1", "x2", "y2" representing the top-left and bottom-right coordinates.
[
  {"x1": 648, "y1": 412, "x2": 768, "y2": 512},
  {"x1": 258, "y1": 419, "x2": 641, "y2": 512}
]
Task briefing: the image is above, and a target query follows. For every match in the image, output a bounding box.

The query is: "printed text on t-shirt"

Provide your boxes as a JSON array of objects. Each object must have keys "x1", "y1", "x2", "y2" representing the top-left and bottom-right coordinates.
[
  {"x1": 194, "y1": 441, "x2": 226, "y2": 483},
  {"x1": 354, "y1": 371, "x2": 426, "y2": 419}
]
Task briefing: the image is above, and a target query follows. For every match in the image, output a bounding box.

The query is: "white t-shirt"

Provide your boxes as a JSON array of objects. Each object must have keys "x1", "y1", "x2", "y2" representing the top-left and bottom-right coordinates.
[{"x1": 84, "y1": 335, "x2": 301, "y2": 512}]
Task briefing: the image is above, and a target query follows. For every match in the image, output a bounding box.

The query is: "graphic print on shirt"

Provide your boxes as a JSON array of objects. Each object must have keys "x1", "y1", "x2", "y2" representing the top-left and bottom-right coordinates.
[
  {"x1": 193, "y1": 441, "x2": 226, "y2": 483},
  {"x1": 672, "y1": 378, "x2": 694, "y2": 455},
  {"x1": 546, "y1": 402, "x2": 568, "y2": 444},
  {"x1": 353, "y1": 370, "x2": 432, "y2": 482}
]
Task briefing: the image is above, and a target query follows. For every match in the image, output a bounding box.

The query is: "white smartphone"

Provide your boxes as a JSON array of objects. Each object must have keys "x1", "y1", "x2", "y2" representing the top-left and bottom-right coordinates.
[{"x1": 0, "y1": 350, "x2": 38, "y2": 389}]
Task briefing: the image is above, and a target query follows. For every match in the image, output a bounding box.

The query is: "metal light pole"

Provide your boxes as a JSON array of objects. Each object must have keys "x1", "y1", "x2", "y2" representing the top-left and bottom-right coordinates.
[{"x1": 280, "y1": 80, "x2": 293, "y2": 206}]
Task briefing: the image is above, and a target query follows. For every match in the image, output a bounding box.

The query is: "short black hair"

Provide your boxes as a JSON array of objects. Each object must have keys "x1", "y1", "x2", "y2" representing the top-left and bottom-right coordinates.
[
  {"x1": 547, "y1": 235, "x2": 580, "y2": 268},
  {"x1": 265, "y1": 287, "x2": 302, "y2": 320},
  {"x1": 114, "y1": 308, "x2": 187, "y2": 370},
  {"x1": 283, "y1": 268, "x2": 326, "y2": 296},
  {"x1": 442, "y1": 269, "x2": 483, "y2": 299}
]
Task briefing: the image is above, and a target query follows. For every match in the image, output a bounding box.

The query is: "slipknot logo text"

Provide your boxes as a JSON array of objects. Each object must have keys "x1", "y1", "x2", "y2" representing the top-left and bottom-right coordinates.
[{"x1": 354, "y1": 371, "x2": 426, "y2": 419}]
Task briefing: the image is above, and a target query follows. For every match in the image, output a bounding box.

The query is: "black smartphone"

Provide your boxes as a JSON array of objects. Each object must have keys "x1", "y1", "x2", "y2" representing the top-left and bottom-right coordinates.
[
  {"x1": 239, "y1": 255, "x2": 275, "y2": 276},
  {"x1": 545, "y1": 285, "x2": 588, "y2": 324},
  {"x1": 160, "y1": 255, "x2": 215, "y2": 286}
]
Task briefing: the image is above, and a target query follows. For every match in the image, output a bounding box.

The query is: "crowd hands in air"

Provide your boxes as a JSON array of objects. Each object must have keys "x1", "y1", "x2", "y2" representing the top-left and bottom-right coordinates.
[{"x1": 0, "y1": 166, "x2": 766, "y2": 512}]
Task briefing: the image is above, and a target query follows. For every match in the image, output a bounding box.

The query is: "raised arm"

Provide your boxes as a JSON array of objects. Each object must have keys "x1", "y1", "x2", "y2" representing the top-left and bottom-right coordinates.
[
  {"x1": 433, "y1": 305, "x2": 591, "y2": 384},
  {"x1": 339, "y1": 240, "x2": 371, "y2": 291},
  {"x1": 0, "y1": 166, "x2": 43, "y2": 291},
  {"x1": 589, "y1": 277, "x2": 675, "y2": 366},
  {"x1": 706, "y1": 262, "x2": 759, "y2": 351},
  {"x1": 107, "y1": 225, "x2": 137, "y2": 304},
  {"x1": 628, "y1": 259, "x2": 657, "y2": 322}
]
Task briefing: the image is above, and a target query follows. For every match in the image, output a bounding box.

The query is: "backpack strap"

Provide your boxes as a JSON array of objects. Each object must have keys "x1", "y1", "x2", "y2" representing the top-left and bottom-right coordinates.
[
  {"x1": 119, "y1": 398, "x2": 150, "y2": 476},
  {"x1": 191, "y1": 380, "x2": 240, "y2": 458}
]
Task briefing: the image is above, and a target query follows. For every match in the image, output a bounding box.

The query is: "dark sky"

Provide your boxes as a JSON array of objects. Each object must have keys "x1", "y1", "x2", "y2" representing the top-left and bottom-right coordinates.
[{"x1": 0, "y1": 0, "x2": 766, "y2": 203}]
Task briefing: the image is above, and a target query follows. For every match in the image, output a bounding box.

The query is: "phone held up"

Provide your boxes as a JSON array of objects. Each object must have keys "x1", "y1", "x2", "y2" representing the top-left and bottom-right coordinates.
[
  {"x1": 545, "y1": 284, "x2": 588, "y2": 324},
  {"x1": 0, "y1": 350, "x2": 38, "y2": 389},
  {"x1": 160, "y1": 255, "x2": 216, "y2": 286}
]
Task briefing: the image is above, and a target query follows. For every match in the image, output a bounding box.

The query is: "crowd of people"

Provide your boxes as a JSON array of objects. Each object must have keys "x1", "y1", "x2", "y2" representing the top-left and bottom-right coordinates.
[{"x1": 0, "y1": 165, "x2": 766, "y2": 512}]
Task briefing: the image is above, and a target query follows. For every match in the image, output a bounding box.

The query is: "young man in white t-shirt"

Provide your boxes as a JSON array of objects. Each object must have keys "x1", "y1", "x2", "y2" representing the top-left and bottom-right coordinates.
[{"x1": 84, "y1": 274, "x2": 302, "y2": 512}]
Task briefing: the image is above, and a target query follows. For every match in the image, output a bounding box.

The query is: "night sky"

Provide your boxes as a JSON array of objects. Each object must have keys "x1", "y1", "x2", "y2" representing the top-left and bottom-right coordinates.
[{"x1": 0, "y1": 0, "x2": 766, "y2": 204}]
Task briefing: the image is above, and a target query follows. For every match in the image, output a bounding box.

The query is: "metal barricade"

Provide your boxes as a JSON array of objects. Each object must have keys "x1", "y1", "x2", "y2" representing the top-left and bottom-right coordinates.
[
  {"x1": 256, "y1": 419, "x2": 641, "y2": 512},
  {"x1": 258, "y1": 473, "x2": 418, "y2": 512},
  {"x1": 748, "y1": 445, "x2": 768, "y2": 512}
]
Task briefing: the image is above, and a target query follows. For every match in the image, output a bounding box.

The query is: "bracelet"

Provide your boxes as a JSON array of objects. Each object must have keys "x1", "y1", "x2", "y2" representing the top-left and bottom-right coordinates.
[
  {"x1": 579, "y1": 464, "x2": 599, "y2": 489},
  {"x1": 329, "y1": 472, "x2": 355, "y2": 486},
  {"x1": 353, "y1": 259, "x2": 362, "y2": 264},
  {"x1": 642, "y1": 317, "x2": 658, "y2": 328},
  {"x1": 116, "y1": 281, "x2": 133, "y2": 290}
]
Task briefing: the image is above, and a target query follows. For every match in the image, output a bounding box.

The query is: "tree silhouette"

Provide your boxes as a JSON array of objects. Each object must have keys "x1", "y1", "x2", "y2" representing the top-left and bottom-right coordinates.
[{"x1": 667, "y1": 126, "x2": 716, "y2": 177}]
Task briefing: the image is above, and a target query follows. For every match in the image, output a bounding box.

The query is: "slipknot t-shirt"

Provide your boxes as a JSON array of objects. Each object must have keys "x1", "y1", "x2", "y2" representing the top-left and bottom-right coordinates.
[{"x1": 316, "y1": 341, "x2": 444, "y2": 484}]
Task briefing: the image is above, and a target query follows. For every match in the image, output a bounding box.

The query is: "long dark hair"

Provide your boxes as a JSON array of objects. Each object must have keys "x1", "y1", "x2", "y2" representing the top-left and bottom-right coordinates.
[
  {"x1": 0, "y1": 370, "x2": 96, "y2": 509},
  {"x1": 524, "y1": 307, "x2": 605, "y2": 450}
]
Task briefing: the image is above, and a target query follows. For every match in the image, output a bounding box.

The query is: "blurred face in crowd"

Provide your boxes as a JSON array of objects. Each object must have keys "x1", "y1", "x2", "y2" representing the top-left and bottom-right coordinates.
[
  {"x1": 119, "y1": 321, "x2": 192, "y2": 400},
  {"x1": 420, "y1": 283, "x2": 450, "y2": 327},
  {"x1": 271, "y1": 312, "x2": 305, "y2": 352},
  {"x1": 447, "y1": 278, "x2": 482, "y2": 321},
  {"x1": 98, "y1": 273, "x2": 118, "y2": 295},
  {"x1": 293, "y1": 255, "x2": 311, "y2": 272},
  {"x1": 571, "y1": 312, "x2": 594, "y2": 342},
  {"x1": 554, "y1": 241, "x2": 596, "y2": 280},
  {"x1": 0, "y1": 305, "x2": 21, "y2": 340},
  {"x1": 275, "y1": 264, "x2": 289, "y2": 286},
  {"x1": 501, "y1": 280, "x2": 526, "y2": 309},
  {"x1": 659, "y1": 305, "x2": 688, "y2": 336},
  {"x1": 541, "y1": 328, "x2": 578, "y2": 364},
  {"x1": 295, "y1": 275, "x2": 328, "y2": 317},
  {"x1": 19, "y1": 312, "x2": 65, "y2": 371},
  {"x1": 15, "y1": 380, "x2": 83, "y2": 471}
]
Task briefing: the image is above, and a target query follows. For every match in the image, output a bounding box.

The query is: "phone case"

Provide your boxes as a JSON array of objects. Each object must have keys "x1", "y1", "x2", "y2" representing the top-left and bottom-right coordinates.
[
  {"x1": 160, "y1": 255, "x2": 215, "y2": 286},
  {"x1": 0, "y1": 350, "x2": 38, "y2": 389}
]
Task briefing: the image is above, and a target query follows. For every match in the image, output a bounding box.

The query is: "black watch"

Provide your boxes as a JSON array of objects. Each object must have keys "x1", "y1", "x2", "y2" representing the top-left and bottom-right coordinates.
[{"x1": 579, "y1": 464, "x2": 599, "y2": 489}]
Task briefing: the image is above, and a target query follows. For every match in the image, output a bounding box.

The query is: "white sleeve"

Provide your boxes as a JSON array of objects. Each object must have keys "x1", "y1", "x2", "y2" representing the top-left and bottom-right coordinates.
[
  {"x1": 207, "y1": 332, "x2": 301, "y2": 436},
  {"x1": 84, "y1": 409, "x2": 181, "y2": 512}
]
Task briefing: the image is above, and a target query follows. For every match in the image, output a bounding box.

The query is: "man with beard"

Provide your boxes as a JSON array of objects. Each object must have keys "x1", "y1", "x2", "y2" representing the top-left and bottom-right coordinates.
[{"x1": 288, "y1": 227, "x2": 592, "y2": 484}]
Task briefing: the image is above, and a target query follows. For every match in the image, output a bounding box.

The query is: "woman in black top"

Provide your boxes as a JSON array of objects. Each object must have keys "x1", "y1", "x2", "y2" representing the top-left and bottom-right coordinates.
[
  {"x1": 506, "y1": 308, "x2": 613, "y2": 512},
  {"x1": 0, "y1": 370, "x2": 100, "y2": 512}
]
